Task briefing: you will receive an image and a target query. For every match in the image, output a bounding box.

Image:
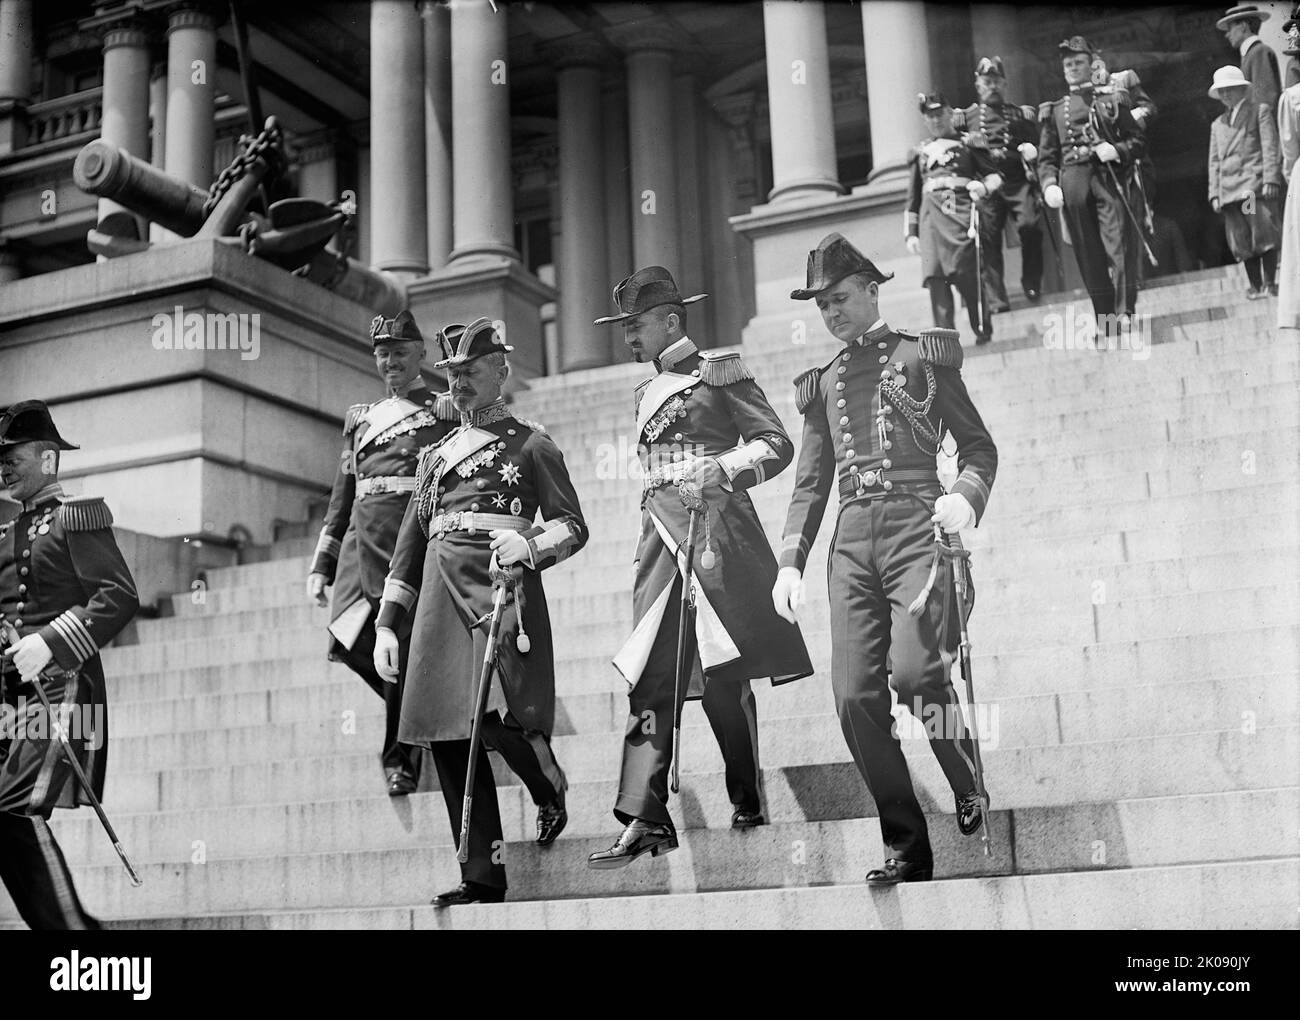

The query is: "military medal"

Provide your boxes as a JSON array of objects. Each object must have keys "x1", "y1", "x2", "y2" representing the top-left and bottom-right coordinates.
[{"x1": 510, "y1": 497, "x2": 522, "y2": 516}]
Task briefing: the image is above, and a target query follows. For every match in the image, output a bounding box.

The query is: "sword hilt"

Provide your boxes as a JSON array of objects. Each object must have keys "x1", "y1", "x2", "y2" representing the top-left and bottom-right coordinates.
[{"x1": 678, "y1": 480, "x2": 706, "y2": 514}]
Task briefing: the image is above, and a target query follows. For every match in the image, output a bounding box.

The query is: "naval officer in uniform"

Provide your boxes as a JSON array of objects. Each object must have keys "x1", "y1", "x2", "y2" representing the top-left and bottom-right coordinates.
[
  {"x1": 0, "y1": 401, "x2": 139, "y2": 928},
  {"x1": 307, "y1": 311, "x2": 458, "y2": 795},
  {"x1": 375, "y1": 319, "x2": 587, "y2": 905},
  {"x1": 587, "y1": 267, "x2": 812, "y2": 869},
  {"x1": 772, "y1": 234, "x2": 997, "y2": 887}
]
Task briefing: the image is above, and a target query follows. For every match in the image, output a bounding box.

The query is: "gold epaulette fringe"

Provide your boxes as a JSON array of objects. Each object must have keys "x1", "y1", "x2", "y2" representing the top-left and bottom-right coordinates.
[
  {"x1": 793, "y1": 366, "x2": 822, "y2": 414},
  {"x1": 343, "y1": 403, "x2": 367, "y2": 435},
  {"x1": 58, "y1": 496, "x2": 114, "y2": 532},
  {"x1": 698, "y1": 350, "x2": 754, "y2": 387},
  {"x1": 917, "y1": 328, "x2": 964, "y2": 369},
  {"x1": 433, "y1": 393, "x2": 459, "y2": 421}
]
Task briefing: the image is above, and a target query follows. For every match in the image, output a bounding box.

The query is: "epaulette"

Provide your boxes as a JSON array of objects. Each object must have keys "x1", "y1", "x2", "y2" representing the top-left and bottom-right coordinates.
[
  {"x1": 951, "y1": 106, "x2": 969, "y2": 130},
  {"x1": 634, "y1": 378, "x2": 651, "y2": 416},
  {"x1": 515, "y1": 417, "x2": 547, "y2": 434},
  {"x1": 697, "y1": 350, "x2": 754, "y2": 387},
  {"x1": 432, "y1": 392, "x2": 458, "y2": 421},
  {"x1": 343, "y1": 402, "x2": 368, "y2": 435},
  {"x1": 1037, "y1": 100, "x2": 1056, "y2": 121},
  {"x1": 906, "y1": 327, "x2": 964, "y2": 369},
  {"x1": 57, "y1": 495, "x2": 114, "y2": 532},
  {"x1": 793, "y1": 366, "x2": 823, "y2": 415}
]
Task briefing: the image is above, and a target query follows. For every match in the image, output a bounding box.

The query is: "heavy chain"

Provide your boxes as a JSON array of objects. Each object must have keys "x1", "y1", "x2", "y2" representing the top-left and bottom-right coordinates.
[
  {"x1": 202, "y1": 118, "x2": 285, "y2": 218},
  {"x1": 879, "y1": 363, "x2": 942, "y2": 455}
]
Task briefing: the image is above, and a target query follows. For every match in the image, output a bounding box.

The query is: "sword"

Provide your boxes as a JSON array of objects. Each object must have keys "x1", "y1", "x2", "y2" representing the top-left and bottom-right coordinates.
[
  {"x1": 967, "y1": 200, "x2": 987, "y2": 336},
  {"x1": 0, "y1": 621, "x2": 143, "y2": 886},
  {"x1": 669, "y1": 482, "x2": 706, "y2": 795},
  {"x1": 457, "y1": 554, "x2": 515, "y2": 864},
  {"x1": 1086, "y1": 106, "x2": 1159, "y2": 267}
]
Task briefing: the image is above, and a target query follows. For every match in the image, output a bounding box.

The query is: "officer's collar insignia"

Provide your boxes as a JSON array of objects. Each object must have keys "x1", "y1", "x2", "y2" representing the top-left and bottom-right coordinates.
[
  {"x1": 655, "y1": 336, "x2": 698, "y2": 373},
  {"x1": 23, "y1": 482, "x2": 65, "y2": 513},
  {"x1": 461, "y1": 399, "x2": 511, "y2": 429}
]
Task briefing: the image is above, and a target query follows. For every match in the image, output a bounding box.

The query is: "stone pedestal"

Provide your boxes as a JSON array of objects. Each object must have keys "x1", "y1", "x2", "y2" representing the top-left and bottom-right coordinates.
[{"x1": 0, "y1": 240, "x2": 387, "y2": 543}]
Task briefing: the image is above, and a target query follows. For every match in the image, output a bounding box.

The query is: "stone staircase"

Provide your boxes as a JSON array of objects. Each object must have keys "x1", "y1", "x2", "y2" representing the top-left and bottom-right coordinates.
[{"x1": 3, "y1": 266, "x2": 1297, "y2": 929}]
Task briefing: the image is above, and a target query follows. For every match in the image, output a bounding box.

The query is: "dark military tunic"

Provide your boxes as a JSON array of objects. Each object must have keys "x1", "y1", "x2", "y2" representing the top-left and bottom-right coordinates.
[
  {"x1": 1038, "y1": 84, "x2": 1146, "y2": 318},
  {"x1": 377, "y1": 400, "x2": 587, "y2": 743},
  {"x1": 954, "y1": 99, "x2": 1044, "y2": 303},
  {"x1": 905, "y1": 133, "x2": 982, "y2": 282},
  {"x1": 611, "y1": 337, "x2": 812, "y2": 826},
  {"x1": 780, "y1": 322, "x2": 996, "y2": 864},
  {"x1": 0, "y1": 483, "x2": 138, "y2": 929}
]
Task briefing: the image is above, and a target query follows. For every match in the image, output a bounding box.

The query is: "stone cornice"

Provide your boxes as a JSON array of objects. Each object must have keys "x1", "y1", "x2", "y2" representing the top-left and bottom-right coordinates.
[
  {"x1": 538, "y1": 33, "x2": 610, "y2": 70},
  {"x1": 604, "y1": 22, "x2": 689, "y2": 56}
]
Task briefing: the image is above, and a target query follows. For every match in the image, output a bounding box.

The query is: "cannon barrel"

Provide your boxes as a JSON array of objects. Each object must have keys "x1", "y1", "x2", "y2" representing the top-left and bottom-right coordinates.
[
  {"x1": 301, "y1": 249, "x2": 407, "y2": 315},
  {"x1": 74, "y1": 140, "x2": 208, "y2": 237}
]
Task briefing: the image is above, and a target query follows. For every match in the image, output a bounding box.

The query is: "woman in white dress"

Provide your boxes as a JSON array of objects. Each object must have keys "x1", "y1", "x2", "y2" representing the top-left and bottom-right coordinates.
[{"x1": 1279, "y1": 14, "x2": 1300, "y2": 329}]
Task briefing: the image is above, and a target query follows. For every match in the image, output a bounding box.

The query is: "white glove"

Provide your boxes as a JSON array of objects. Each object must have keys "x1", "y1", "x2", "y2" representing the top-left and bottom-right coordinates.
[
  {"x1": 373, "y1": 627, "x2": 400, "y2": 683},
  {"x1": 966, "y1": 180, "x2": 988, "y2": 199},
  {"x1": 932, "y1": 493, "x2": 976, "y2": 533},
  {"x1": 307, "y1": 572, "x2": 329, "y2": 607},
  {"x1": 1043, "y1": 184, "x2": 1064, "y2": 209},
  {"x1": 983, "y1": 173, "x2": 1003, "y2": 194},
  {"x1": 1093, "y1": 141, "x2": 1120, "y2": 163},
  {"x1": 4, "y1": 633, "x2": 54, "y2": 683},
  {"x1": 771, "y1": 567, "x2": 805, "y2": 624},
  {"x1": 489, "y1": 529, "x2": 532, "y2": 568},
  {"x1": 905, "y1": 235, "x2": 922, "y2": 255},
  {"x1": 1131, "y1": 107, "x2": 1148, "y2": 126},
  {"x1": 1018, "y1": 142, "x2": 1038, "y2": 162}
]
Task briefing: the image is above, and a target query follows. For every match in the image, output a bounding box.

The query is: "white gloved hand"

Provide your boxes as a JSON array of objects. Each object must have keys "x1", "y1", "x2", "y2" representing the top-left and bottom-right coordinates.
[
  {"x1": 373, "y1": 627, "x2": 400, "y2": 683},
  {"x1": 931, "y1": 493, "x2": 976, "y2": 533},
  {"x1": 1093, "y1": 141, "x2": 1120, "y2": 163},
  {"x1": 307, "y1": 571, "x2": 329, "y2": 607},
  {"x1": 905, "y1": 235, "x2": 922, "y2": 255},
  {"x1": 1018, "y1": 141, "x2": 1038, "y2": 162},
  {"x1": 966, "y1": 180, "x2": 988, "y2": 199},
  {"x1": 5, "y1": 634, "x2": 53, "y2": 683},
  {"x1": 1044, "y1": 183, "x2": 1065, "y2": 209},
  {"x1": 1131, "y1": 107, "x2": 1148, "y2": 126},
  {"x1": 983, "y1": 173, "x2": 1003, "y2": 194},
  {"x1": 771, "y1": 567, "x2": 806, "y2": 624}
]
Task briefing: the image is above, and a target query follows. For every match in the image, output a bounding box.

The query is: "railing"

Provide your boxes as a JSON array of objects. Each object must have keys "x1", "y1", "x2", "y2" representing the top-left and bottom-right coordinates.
[{"x1": 22, "y1": 87, "x2": 103, "y2": 147}]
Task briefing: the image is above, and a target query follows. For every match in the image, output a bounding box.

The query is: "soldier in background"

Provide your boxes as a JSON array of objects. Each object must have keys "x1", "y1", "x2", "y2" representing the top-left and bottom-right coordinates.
[
  {"x1": 308, "y1": 311, "x2": 458, "y2": 796},
  {"x1": 773, "y1": 235, "x2": 997, "y2": 887},
  {"x1": 906, "y1": 94, "x2": 997, "y2": 345},
  {"x1": 376, "y1": 319, "x2": 586, "y2": 906},
  {"x1": 1037, "y1": 36, "x2": 1147, "y2": 333},
  {"x1": 953, "y1": 57, "x2": 1044, "y2": 308},
  {"x1": 0, "y1": 402, "x2": 139, "y2": 928}
]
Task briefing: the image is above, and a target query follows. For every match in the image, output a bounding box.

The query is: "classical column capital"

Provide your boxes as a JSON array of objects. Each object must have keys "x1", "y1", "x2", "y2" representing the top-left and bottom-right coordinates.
[
  {"x1": 538, "y1": 33, "x2": 610, "y2": 70},
  {"x1": 163, "y1": 2, "x2": 220, "y2": 34},
  {"x1": 605, "y1": 21, "x2": 688, "y2": 56},
  {"x1": 79, "y1": 6, "x2": 159, "y2": 48}
]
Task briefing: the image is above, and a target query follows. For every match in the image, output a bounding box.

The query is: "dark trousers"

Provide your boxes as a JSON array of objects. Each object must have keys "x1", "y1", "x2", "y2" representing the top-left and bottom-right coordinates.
[
  {"x1": 827, "y1": 496, "x2": 978, "y2": 864},
  {"x1": 431, "y1": 711, "x2": 565, "y2": 891},
  {"x1": 928, "y1": 275, "x2": 992, "y2": 340},
  {"x1": 615, "y1": 576, "x2": 762, "y2": 828},
  {"x1": 1061, "y1": 162, "x2": 1140, "y2": 319},
  {"x1": 337, "y1": 598, "x2": 418, "y2": 779},
  {"x1": 978, "y1": 180, "x2": 1043, "y2": 306},
  {"x1": 0, "y1": 812, "x2": 98, "y2": 930}
]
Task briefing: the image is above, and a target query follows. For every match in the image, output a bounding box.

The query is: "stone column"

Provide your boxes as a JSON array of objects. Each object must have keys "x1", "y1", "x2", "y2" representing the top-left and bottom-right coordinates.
[
  {"x1": 148, "y1": 61, "x2": 168, "y2": 242},
  {"x1": 98, "y1": 20, "x2": 153, "y2": 240},
  {"x1": 163, "y1": 3, "x2": 217, "y2": 190},
  {"x1": 448, "y1": 0, "x2": 517, "y2": 264},
  {"x1": 601, "y1": 72, "x2": 632, "y2": 360},
  {"x1": 674, "y1": 70, "x2": 708, "y2": 312},
  {"x1": 0, "y1": 0, "x2": 34, "y2": 154},
  {"x1": 545, "y1": 36, "x2": 609, "y2": 371},
  {"x1": 862, "y1": 0, "x2": 932, "y2": 181},
  {"x1": 422, "y1": 0, "x2": 452, "y2": 270},
  {"x1": 610, "y1": 25, "x2": 682, "y2": 274},
  {"x1": 761, "y1": 0, "x2": 841, "y2": 202},
  {"x1": 370, "y1": 0, "x2": 428, "y2": 277}
]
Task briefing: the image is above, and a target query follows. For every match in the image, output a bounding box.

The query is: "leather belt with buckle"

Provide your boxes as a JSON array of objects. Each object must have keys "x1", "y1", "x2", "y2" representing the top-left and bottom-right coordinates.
[
  {"x1": 923, "y1": 176, "x2": 973, "y2": 193},
  {"x1": 356, "y1": 475, "x2": 417, "y2": 498},
  {"x1": 838, "y1": 467, "x2": 939, "y2": 501},
  {"x1": 429, "y1": 512, "x2": 530, "y2": 537}
]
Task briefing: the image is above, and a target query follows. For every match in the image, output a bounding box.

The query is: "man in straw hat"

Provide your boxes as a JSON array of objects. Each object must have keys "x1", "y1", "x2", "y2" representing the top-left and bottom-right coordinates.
[
  {"x1": 773, "y1": 235, "x2": 997, "y2": 887},
  {"x1": 587, "y1": 266, "x2": 812, "y2": 869},
  {"x1": 375, "y1": 319, "x2": 587, "y2": 905},
  {"x1": 1218, "y1": 4, "x2": 1282, "y2": 109},
  {"x1": 0, "y1": 401, "x2": 138, "y2": 927},
  {"x1": 1207, "y1": 65, "x2": 1283, "y2": 298},
  {"x1": 307, "y1": 310, "x2": 458, "y2": 796}
]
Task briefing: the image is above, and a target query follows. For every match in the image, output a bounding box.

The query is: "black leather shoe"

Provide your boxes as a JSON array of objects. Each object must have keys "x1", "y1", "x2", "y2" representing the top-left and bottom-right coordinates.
[
  {"x1": 957, "y1": 789, "x2": 987, "y2": 836},
  {"x1": 386, "y1": 771, "x2": 417, "y2": 797},
  {"x1": 731, "y1": 809, "x2": 765, "y2": 830},
  {"x1": 866, "y1": 858, "x2": 933, "y2": 887},
  {"x1": 431, "y1": 881, "x2": 505, "y2": 907},
  {"x1": 975, "y1": 333, "x2": 993, "y2": 346},
  {"x1": 536, "y1": 791, "x2": 567, "y2": 847},
  {"x1": 587, "y1": 820, "x2": 678, "y2": 869}
]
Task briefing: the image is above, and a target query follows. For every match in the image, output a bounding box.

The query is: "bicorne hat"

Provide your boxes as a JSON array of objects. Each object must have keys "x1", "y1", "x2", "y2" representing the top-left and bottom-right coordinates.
[
  {"x1": 917, "y1": 92, "x2": 948, "y2": 113},
  {"x1": 434, "y1": 317, "x2": 513, "y2": 369},
  {"x1": 1058, "y1": 35, "x2": 1096, "y2": 56},
  {"x1": 0, "y1": 400, "x2": 79, "y2": 451},
  {"x1": 593, "y1": 266, "x2": 707, "y2": 325},
  {"x1": 790, "y1": 233, "x2": 893, "y2": 301},
  {"x1": 368, "y1": 309, "x2": 424, "y2": 347},
  {"x1": 975, "y1": 56, "x2": 1006, "y2": 78}
]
